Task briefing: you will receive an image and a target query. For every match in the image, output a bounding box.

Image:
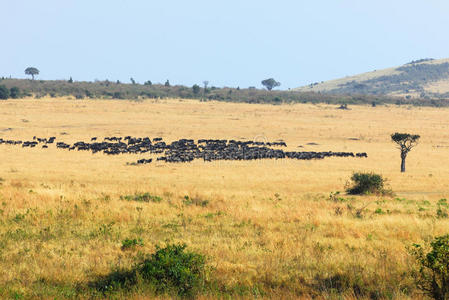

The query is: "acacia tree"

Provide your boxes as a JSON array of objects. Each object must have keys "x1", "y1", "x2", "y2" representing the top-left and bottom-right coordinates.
[
  {"x1": 261, "y1": 78, "x2": 281, "y2": 91},
  {"x1": 391, "y1": 132, "x2": 420, "y2": 172},
  {"x1": 25, "y1": 67, "x2": 39, "y2": 80}
]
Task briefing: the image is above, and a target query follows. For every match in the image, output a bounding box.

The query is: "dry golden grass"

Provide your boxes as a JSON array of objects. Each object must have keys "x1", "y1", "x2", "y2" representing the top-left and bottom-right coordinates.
[{"x1": 1, "y1": 97, "x2": 449, "y2": 298}]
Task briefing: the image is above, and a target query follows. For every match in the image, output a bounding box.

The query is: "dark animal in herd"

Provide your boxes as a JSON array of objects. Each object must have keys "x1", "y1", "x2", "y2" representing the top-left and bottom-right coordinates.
[{"x1": 0, "y1": 136, "x2": 367, "y2": 164}]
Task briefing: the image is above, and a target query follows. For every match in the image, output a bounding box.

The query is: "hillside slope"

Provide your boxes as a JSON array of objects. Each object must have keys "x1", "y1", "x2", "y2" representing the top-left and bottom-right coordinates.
[{"x1": 295, "y1": 58, "x2": 449, "y2": 98}]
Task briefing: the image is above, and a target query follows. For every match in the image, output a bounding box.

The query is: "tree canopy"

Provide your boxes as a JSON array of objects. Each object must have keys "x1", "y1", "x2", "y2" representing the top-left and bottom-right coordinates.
[
  {"x1": 261, "y1": 78, "x2": 281, "y2": 91},
  {"x1": 391, "y1": 133, "x2": 420, "y2": 151},
  {"x1": 25, "y1": 67, "x2": 39, "y2": 80}
]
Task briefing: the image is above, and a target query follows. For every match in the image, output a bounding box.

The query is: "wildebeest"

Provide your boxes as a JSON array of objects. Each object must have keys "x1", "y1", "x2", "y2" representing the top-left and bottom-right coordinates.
[{"x1": 0, "y1": 135, "x2": 368, "y2": 165}]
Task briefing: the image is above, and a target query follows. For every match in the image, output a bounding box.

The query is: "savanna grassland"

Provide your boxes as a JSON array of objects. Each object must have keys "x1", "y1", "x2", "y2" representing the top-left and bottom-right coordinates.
[{"x1": 1, "y1": 98, "x2": 449, "y2": 299}]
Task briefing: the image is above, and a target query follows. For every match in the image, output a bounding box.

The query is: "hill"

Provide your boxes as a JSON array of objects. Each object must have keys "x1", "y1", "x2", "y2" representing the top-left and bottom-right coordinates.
[{"x1": 295, "y1": 58, "x2": 449, "y2": 98}]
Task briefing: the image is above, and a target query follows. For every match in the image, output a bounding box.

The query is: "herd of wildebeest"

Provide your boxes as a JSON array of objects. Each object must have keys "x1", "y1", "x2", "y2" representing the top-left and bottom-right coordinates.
[{"x1": 0, "y1": 136, "x2": 367, "y2": 164}]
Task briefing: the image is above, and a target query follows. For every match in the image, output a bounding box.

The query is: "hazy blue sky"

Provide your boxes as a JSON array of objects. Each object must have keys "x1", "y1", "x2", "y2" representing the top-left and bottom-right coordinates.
[{"x1": 2, "y1": 0, "x2": 449, "y2": 89}]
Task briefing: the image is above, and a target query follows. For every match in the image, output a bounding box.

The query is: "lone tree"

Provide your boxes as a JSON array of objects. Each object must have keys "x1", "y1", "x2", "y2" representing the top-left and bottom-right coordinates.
[
  {"x1": 391, "y1": 132, "x2": 420, "y2": 172},
  {"x1": 261, "y1": 78, "x2": 281, "y2": 91},
  {"x1": 25, "y1": 67, "x2": 39, "y2": 80}
]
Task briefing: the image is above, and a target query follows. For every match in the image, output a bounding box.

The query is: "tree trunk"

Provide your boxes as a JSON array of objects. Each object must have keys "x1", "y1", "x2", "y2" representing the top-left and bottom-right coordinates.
[{"x1": 401, "y1": 154, "x2": 406, "y2": 173}]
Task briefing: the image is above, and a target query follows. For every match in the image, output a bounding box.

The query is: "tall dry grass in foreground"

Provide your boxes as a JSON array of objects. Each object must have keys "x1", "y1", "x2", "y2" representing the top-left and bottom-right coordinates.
[{"x1": 1, "y1": 98, "x2": 449, "y2": 298}]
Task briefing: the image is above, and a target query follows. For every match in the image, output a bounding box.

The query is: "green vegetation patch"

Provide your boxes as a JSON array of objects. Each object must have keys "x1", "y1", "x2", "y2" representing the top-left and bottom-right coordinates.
[
  {"x1": 92, "y1": 243, "x2": 206, "y2": 297},
  {"x1": 120, "y1": 193, "x2": 162, "y2": 203},
  {"x1": 346, "y1": 172, "x2": 392, "y2": 196},
  {"x1": 410, "y1": 234, "x2": 449, "y2": 299}
]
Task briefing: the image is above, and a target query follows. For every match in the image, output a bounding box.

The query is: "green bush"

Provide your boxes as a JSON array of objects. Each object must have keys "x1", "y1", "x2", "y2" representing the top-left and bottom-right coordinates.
[
  {"x1": 192, "y1": 84, "x2": 200, "y2": 95},
  {"x1": 139, "y1": 244, "x2": 205, "y2": 296},
  {"x1": 9, "y1": 87, "x2": 20, "y2": 99},
  {"x1": 93, "y1": 243, "x2": 206, "y2": 297},
  {"x1": 112, "y1": 91, "x2": 124, "y2": 99},
  {"x1": 120, "y1": 193, "x2": 162, "y2": 203},
  {"x1": 0, "y1": 85, "x2": 9, "y2": 99},
  {"x1": 121, "y1": 238, "x2": 144, "y2": 250},
  {"x1": 410, "y1": 235, "x2": 449, "y2": 299},
  {"x1": 346, "y1": 172, "x2": 389, "y2": 195},
  {"x1": 437, "y1": 207, "x2": 448, "y2": 219},
  {"x1": 183, "y1": 195, "x2": 209, "y2": 207}
]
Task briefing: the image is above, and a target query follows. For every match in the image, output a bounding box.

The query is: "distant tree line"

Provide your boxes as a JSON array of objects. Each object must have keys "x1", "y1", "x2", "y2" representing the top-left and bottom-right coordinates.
[{"x1": 1, "y1": 76, "x2": 449, "y2": 107}]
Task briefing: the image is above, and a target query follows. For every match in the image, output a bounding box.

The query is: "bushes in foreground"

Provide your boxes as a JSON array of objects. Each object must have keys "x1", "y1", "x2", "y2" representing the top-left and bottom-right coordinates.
[
  {"x1": 93, "y1": 243, "x2": 206, "y2": 297},
  {"x1": 410, "y1": 234, "x2": 449, "y2": 300}
]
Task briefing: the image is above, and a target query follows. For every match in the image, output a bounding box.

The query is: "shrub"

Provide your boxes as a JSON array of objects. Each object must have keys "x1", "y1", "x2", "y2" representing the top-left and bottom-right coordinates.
[
  {"x1": 192, "y1": 84, "x2": 200, "y2": 95},
  {"x1": 410, "y1": 235, "x2": 449, "y2": 299},
  {"x1": 436, "y1": 206, "x2": 448, "y2": 219},
  {"x1": 183, "y1": 195, "x2": 209, "y2": 207},
  {"x1": 139, "y1": 244, "x2": 205, "y2": 296},
  {"x1": 0, "y1": 85, "x2": 9, "y2": 99},
  {"x1": 346, "y1": 172, "x2": 389, "y2": 195},
  {"x1": 113, "y1": 92, "x2": 124, "y2": 99},
  {"x1": 120, "y1": 193, "x2": 162, "y2": 203},
  {"x1": 121, "y1": 238, "x2": 144, "y2": 250},
  {"x1": 9, "y1": 87, "x2": 20, "y2": 98},
  {"x1": 93, "y1": 243, "x2": 206, "y2": 297}
]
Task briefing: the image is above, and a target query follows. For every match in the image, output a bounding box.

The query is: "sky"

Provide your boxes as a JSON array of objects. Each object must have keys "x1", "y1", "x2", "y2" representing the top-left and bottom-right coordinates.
[{"x1": 2, "y1": 0, "x2": 449, "y2": 89}]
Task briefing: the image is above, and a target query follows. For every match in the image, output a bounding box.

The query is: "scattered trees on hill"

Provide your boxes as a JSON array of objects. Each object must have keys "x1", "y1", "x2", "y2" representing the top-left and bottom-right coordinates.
[
  {"x1": 261, "y1": 78, "x2": 281, "y2": 91},
  {"x1": 25, "y1": 67, "x2": 39, "y2": 80},
  {"x1": 165, "y1": 80, "x2": 170, "y2": 87},
  {"x1": 391, "y1": 132, "x2": 420, "y2": 172}
]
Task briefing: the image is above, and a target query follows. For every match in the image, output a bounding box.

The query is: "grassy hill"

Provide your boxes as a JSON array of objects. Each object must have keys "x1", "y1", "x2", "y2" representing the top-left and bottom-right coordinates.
[{"x1": 295, "y1": 58, "x2": 449, "y2": 99}]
